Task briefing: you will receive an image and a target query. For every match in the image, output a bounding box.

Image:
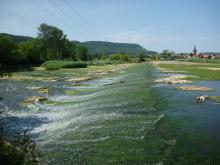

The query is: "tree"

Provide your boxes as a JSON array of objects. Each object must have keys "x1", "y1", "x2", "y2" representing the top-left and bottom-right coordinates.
[
  {"x1": 100, "y1": 53, "x2": 107, "y2": 60},
  {"x1": 17, "y1": 39, "x2": 43, "y2": 64},
  {"x1": 110, "y1": 53, "x2": 121, "y2": 60},
  {"x1": 149, "y1": 54, "x2": 157, "y2": 61},
  {"x1": 37, "y1": 23, "x2": 67, "y2": 59},
  {"x1": 75, "y1": 46, "x2": 88, "y2": 61},
  {"x1": 120, "y1": 54, "x2": 129, "y2": 61},
  {"x1": 0, "y1": 36, "x2": 19, "y2": 67},
  {"x1": 137, "y1": 53, "x2": 145, "y2": 62},
  {"x1": 160, "y1": 50, "x2": 175, "y2": 60},
  {"x1": 62, "y1": 39, "x2": 76, "y2": 60}
]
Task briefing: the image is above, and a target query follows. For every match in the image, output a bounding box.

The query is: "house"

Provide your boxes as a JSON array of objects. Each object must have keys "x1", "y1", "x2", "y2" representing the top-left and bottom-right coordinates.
[
  {"x1": 175, "y1": 53, "x2": 188, "y2": 59},
  {"x1": 175, "y1": 45, "x2": 220, "y2": 59}
]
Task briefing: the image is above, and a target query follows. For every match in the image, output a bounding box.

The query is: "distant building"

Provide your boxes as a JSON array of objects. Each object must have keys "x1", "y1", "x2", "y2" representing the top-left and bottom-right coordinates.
[
  {"x1": 175, "y1": 45, "x2": 220, "y2": 59},
  {"x1": 193, "y1": 45, "x2": 197, "y2": 56},
  {"x1": 175, "y1": 53, "x2": 188, "y2": 59}
]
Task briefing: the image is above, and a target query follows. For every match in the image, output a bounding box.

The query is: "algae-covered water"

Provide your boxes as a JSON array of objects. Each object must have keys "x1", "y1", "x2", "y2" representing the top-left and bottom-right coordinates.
[{"x1": 0, "y1": 63, "x2": 220, "y2": 164}]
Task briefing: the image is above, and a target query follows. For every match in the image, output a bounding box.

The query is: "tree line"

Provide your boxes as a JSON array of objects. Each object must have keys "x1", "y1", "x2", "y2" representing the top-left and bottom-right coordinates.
[{"x1": 0, "y1": 23, "x2": 88, "y2": 68}]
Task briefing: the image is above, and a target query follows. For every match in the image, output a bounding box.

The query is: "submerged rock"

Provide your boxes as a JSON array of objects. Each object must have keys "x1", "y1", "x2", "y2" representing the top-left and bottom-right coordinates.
[
  {"x1": 154, "y1": 75, "x2": 192, "y2": 84},
  {"x1": 27, "y1": 86, "x2": 48, "y2": 94},
  {"x1": 176, "y1": 86, "x2": 213, "y2": 91},
  {"x1": 20, "y1": 96, "x2": 48, "y2": 107},
  {"x1": 67, "y1": 76, "x2": 92, "y2": 83},
  {"x1": 64, "y1": 90, "x2": 79, "y2": 95},
  {"x1": 0, "y1": 75, "x2": 57, "y2": 82}
]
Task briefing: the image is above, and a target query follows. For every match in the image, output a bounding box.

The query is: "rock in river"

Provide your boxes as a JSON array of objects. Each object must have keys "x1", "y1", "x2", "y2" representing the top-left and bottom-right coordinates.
[{"x1": 20, "y1": 96, "x2": 48, "y2": 108}]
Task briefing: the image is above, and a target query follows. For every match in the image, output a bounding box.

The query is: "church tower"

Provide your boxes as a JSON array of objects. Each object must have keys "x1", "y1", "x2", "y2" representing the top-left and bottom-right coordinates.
[{"x1": 193, "y1": 45, "x2": 197, "y2": 56}]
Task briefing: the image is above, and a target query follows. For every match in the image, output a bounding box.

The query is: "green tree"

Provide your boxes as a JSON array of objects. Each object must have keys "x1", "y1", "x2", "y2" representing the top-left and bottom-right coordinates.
[
  {"x1": 100, "y1": 53, "x2": 107, "y2": 60},
  {"x1": 0, "y1": 36, "x2": 19, "y2": 67},
  {"x1": 137, "y1": 53, "x2": 145, "y2": 62},
  {"x1": 160, "y1": 50, "x2": 175, "y2": 60},
  {"x1": 120, "y1": 54, "x2": 129, "y2": 61},
  {"x1": 75, "y1": 46, "x2": 88, "y2": 61},
  {"x1": 110, "y1": 54, "x2": 121, "y2": 60},
  {"x1": 37, "y1": 23, "x2": 67, "y2": 59},
  {"x1": 62, "y1": 39, "x2": 76, "y2": 60},
  {"x1": 18, "y1": 39, "x2": 43, "y2": 64},
  {"x1": 149, "y1": 54, "x2": 158, "y2": 61}
]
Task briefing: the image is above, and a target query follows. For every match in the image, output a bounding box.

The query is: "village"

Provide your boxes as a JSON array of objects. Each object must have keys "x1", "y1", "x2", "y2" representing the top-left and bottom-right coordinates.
[{"x1": 176, "y1": 45, "x2": 220, "y2": 59}]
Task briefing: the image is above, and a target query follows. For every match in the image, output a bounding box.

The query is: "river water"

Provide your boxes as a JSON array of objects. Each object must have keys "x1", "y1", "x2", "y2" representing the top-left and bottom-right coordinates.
[{"x1": 0, "y1": 63, "x2": 220, "y2": 165}]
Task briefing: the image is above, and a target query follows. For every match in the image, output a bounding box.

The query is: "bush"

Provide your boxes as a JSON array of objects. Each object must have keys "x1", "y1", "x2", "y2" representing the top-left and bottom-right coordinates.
[
  {"x1": 110, "y1": 53, "x2": 129, "y2": 61},
  {"x1": 42, "y1": 60, "x2": 87, "y2": 70},
  {"x1": 0, "y1": 131, "x2": 39, "y2": 165},
  {"x1": 110, "y1": 54, "x2": 121, "y2": 60},
  {"x1": 149, "y1": 54, "x2": 158, "y2": 61},
  {"x1": 182, "y1": 57, "x2": 220, "y2": 64}
]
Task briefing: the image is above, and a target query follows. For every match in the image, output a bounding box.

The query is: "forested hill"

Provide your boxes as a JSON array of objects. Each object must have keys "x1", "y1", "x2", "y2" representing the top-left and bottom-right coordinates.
[
  {"x1": 0, "y1": 33, "x2": 157, "y2": 56},
  {"x1": 0, "y1": 33, "x2": 33, "y2": 44},
  {"x1": 72, "y1": 41, "x2": 157, "y2": 56}
]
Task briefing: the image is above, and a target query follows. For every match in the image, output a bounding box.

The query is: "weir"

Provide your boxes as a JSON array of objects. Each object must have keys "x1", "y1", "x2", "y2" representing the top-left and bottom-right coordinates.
[{"x1": 1, "y1": 63, "x2": 220, "y2": 164}]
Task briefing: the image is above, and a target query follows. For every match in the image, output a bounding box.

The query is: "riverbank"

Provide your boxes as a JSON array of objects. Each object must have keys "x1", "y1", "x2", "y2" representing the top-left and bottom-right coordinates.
[{"x1": 152, "y1": 61, "x2": 220, "y2": 80}]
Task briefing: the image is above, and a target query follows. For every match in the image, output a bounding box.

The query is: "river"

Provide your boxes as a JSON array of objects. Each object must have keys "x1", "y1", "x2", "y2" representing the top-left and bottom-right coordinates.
[{"x1": 0, "y1": 63, "x2": 220, "y2": 164}]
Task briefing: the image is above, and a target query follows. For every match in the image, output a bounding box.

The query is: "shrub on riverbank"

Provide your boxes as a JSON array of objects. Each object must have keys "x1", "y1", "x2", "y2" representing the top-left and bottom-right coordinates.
[
  {"x1": 42, "y1": 60, "x2": 87, "y2": 70},
  {"x1": 0, "y1": 131, "x2": 39, "y2": 165},
  {"x1": 180, "y1": 57, "x2": 220, "y2": 64}
]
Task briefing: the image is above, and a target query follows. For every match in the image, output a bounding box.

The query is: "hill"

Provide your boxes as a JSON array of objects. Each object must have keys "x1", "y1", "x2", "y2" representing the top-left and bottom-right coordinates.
[
  {"x1": 73, "y1": 41, "x2": 157, "y2": 56},
  {"x1": 0, "y1": 33, "x2": 33, "y2": 44},
  {"x1": 0, "y1": 33, "x2": 157, "y2": 56}
]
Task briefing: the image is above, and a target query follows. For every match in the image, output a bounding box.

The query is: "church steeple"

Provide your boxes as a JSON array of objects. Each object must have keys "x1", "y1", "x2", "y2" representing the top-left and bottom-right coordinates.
[{"x1": 193, "y1": 45, "x2": 197, "y2": 55}]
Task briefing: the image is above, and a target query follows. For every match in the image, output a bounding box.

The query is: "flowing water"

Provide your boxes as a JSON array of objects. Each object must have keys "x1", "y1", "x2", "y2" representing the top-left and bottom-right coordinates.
[{"x1": 0, "y1": 63, "x2": 220, "y2": 165}]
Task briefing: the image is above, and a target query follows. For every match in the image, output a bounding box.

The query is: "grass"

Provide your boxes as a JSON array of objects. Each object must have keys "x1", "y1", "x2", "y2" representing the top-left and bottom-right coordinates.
[
  {"x1": 179, "y1": 57, "x2": 220, "y2": 64},
  {"x1": 208, "y1": 96, "x2": 220, "y2": 103},
  {"x1": 156, "y1": 62, "x2": 220, "y2": 80},
  {"x1": 42, "y1": 60, "x2": 87, "y2": 70}
]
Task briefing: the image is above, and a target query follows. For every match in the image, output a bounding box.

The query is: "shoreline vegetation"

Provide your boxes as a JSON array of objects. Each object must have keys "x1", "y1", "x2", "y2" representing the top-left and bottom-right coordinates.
[{"x1": 0, "y1": 130, "x2": 40, "y2": 165}]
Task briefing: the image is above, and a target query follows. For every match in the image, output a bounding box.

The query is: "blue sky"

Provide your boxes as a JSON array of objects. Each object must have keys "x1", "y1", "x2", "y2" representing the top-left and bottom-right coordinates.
[{"x1": 0, "y1": 0, "x2": 220, "y2": 53}]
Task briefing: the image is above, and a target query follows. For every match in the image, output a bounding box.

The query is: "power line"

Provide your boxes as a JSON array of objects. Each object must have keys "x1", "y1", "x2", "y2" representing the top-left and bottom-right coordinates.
[
  {"x1": 46, "y1": 0, "x2": 98, "y2": 40},
  {"x1": 29, "y1": 0, "x2": 79, "y2": 36},
  {"x1": 63, "y1": 0, "x2": 107, "y2": 41}
]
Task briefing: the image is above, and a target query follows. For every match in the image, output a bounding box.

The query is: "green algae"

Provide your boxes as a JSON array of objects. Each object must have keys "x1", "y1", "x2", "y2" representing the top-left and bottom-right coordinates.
[
  {"x1": 64, "y1": 90, "x2": 79, "y2": 95},
  {"x1": 208, "y1": 96, "x2": 220, "y2": 104}
]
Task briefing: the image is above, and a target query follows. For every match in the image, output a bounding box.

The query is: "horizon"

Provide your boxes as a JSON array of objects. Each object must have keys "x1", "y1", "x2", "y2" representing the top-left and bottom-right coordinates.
[{"x1": 0, "y1": 0, "x2": 220, "y2": 53}]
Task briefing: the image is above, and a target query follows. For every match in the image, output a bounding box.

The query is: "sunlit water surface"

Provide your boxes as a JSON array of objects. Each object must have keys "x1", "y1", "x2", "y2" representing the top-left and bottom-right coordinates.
[{"x1": 0, "y1": 63, "x2": 220, "y2": 165}]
